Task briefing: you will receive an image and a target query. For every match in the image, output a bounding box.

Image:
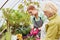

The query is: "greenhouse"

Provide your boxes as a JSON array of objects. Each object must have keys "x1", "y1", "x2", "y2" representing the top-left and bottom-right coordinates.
[{"x1": 0, "y1": 0, "x2": 60, "y2": 40}]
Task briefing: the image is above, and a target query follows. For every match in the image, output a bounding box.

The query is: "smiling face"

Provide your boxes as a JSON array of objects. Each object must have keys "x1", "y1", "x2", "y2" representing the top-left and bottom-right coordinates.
[{"x1": 27, "y1": 5, "x2": 38, "y2": 16}]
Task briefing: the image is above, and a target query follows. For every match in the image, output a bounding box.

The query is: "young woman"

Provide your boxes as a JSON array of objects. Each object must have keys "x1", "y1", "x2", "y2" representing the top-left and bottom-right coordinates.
[{"x1": 27, "y1": 5, "x2": 47, "y2": 39}]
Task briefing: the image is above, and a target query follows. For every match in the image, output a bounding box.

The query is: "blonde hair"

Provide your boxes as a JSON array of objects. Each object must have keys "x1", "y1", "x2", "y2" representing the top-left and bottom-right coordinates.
[{"x1": 43, "y1": 1, "x2": 58, "y2": 14}]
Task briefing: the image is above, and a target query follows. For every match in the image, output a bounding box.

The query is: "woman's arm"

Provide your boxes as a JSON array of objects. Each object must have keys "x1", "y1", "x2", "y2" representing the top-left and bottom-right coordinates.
[{"x1": 45, "y1": 23, "x2": 58, "y2": 40}]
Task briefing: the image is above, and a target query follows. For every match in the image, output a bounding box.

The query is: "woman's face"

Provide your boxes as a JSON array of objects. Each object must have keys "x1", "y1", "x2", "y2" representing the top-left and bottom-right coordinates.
[{"x1": 28, "y1": 9, "x2": 38, "y2": 16}]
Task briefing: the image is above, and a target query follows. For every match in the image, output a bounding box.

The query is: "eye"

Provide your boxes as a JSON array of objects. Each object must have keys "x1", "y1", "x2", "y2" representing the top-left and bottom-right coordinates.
[{"x1": 29, "y1": 12, "x2": 32, "y2": 13}]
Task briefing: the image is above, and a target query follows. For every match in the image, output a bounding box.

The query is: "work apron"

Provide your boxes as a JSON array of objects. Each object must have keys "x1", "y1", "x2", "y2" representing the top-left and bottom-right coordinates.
[{"x1": 33, "y1": 17, "x2": 43, "y2": 37}]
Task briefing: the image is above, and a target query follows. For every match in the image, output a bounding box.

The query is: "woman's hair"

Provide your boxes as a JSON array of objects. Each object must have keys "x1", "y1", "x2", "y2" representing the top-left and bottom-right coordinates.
[
  {"x1": 27, "y1": 5, "x2": 35, "y2": 11},
  {"x1": 43, "y1": 1, "x2": 58, "y2": 14}
]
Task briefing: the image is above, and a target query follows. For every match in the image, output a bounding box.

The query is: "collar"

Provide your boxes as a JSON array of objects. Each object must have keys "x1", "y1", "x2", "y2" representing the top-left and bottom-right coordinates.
[{"x1": 48, "y1": 14, "x2": 57, "y2": 21}]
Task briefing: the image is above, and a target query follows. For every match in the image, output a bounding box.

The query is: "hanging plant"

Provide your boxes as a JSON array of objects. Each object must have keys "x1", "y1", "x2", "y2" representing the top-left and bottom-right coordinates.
[{"x1": 18, "y1": 0, "x2": 40, "y2": 11}]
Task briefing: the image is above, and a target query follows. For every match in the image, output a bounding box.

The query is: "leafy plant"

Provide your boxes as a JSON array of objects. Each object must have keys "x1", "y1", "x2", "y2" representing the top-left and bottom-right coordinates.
[
  {"x1": 24, "y1": 36, "x2": 35, "y2": 40},
  {"x1": 2, "y1": 8, "x2": 31, "y2": 35},
  {"x1": 2, "y1": 8, "x2": 31, "y2": 27},
  {"x1": 16, "y1": 26, "x2": 31, "y2": 36}
]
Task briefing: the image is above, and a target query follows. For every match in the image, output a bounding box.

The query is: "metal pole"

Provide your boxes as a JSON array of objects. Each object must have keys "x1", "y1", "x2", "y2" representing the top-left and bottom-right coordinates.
[{"x1": 0, "y1": 0, "x2": 9, "y2": 10}]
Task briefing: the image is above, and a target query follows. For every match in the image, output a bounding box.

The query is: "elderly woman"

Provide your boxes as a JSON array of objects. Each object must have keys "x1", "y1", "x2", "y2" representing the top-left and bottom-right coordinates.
[{"x1": 42, "y1": 1, "x2": 60, "y2": 40}]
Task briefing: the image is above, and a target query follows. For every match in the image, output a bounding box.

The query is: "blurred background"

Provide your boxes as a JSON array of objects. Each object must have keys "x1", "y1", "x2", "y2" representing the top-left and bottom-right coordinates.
[{"x1": 0, "y1": 0, "x2": 60, "y2": 38}]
